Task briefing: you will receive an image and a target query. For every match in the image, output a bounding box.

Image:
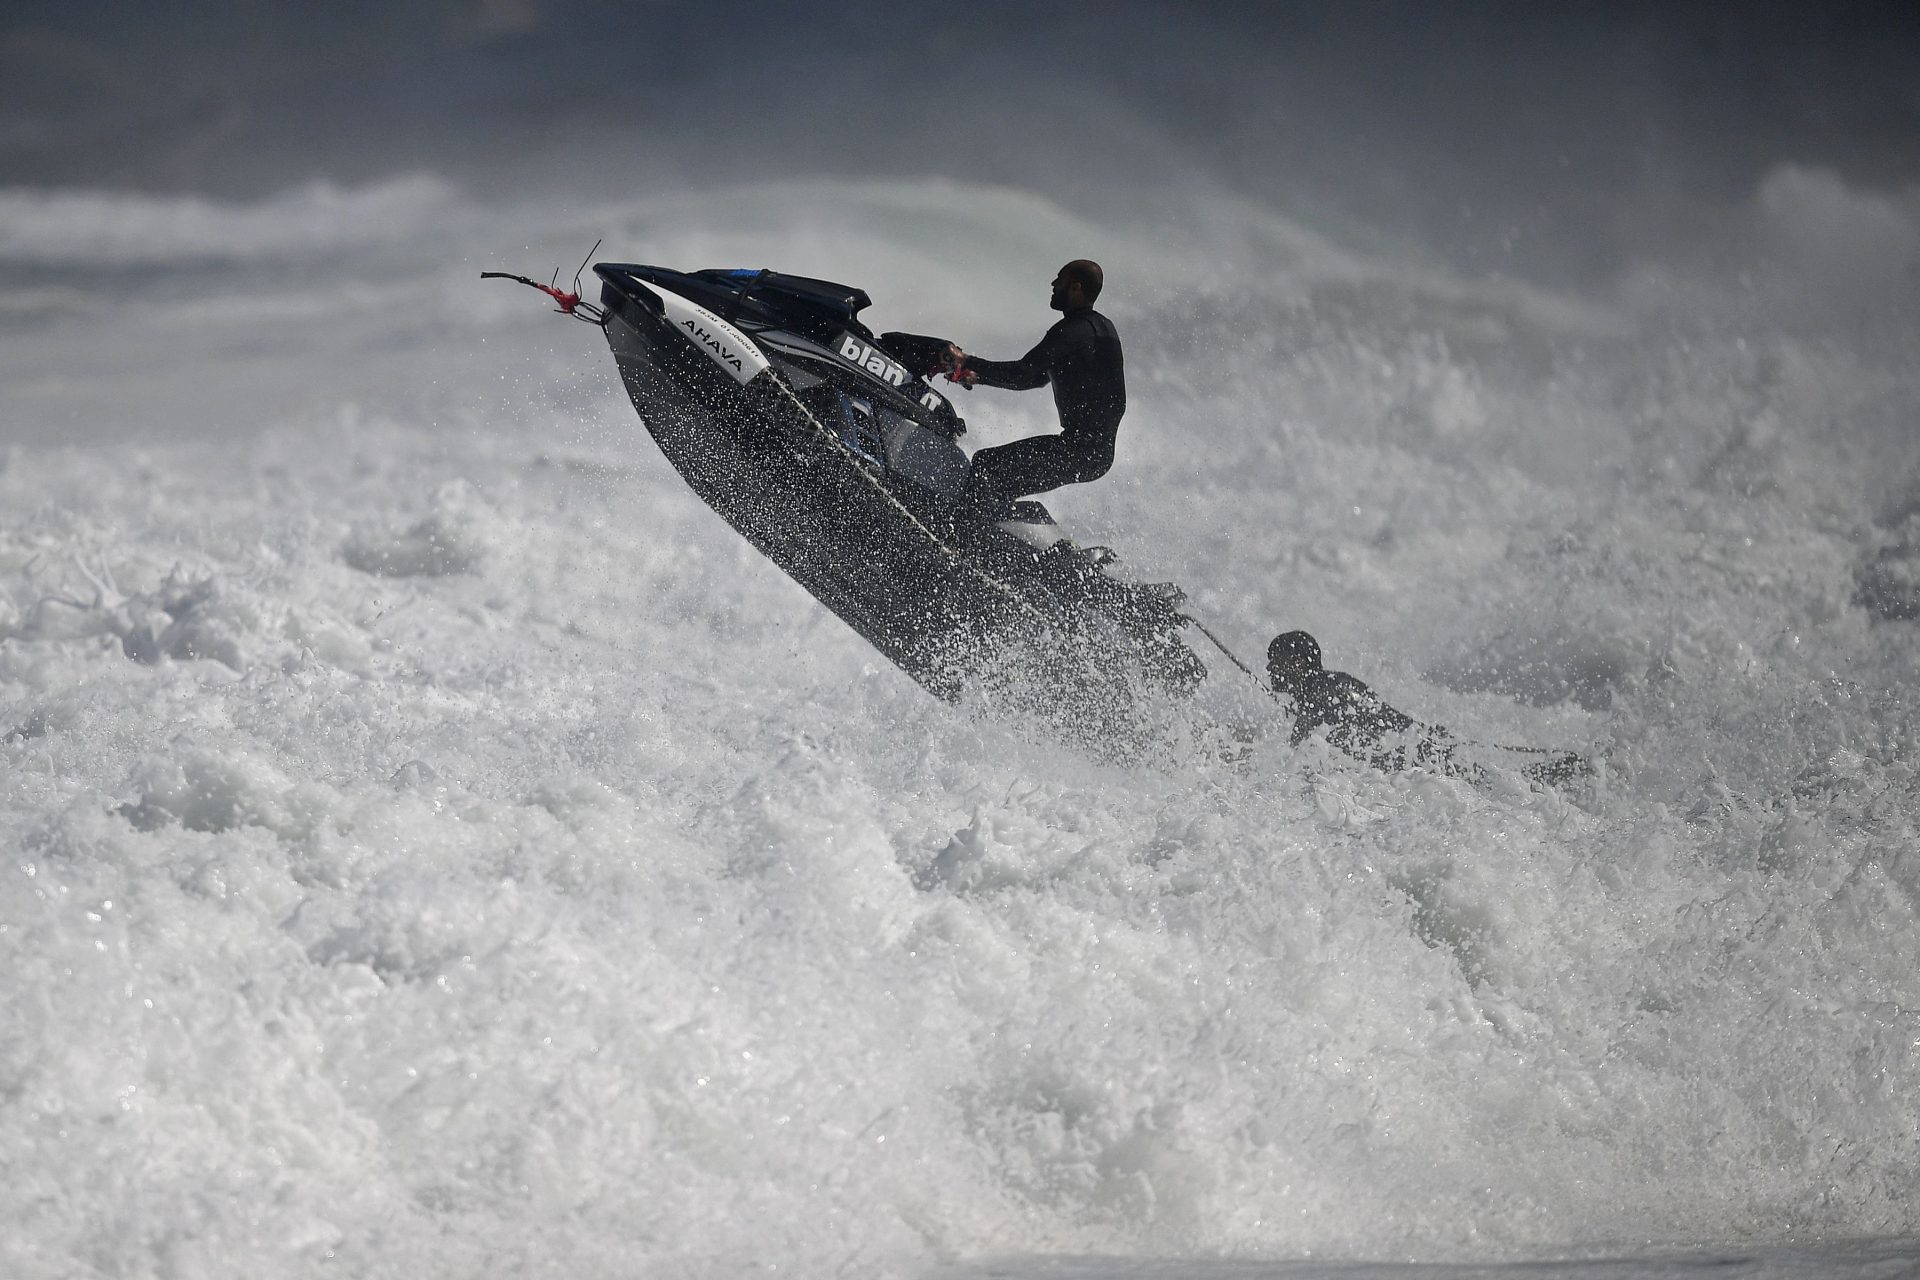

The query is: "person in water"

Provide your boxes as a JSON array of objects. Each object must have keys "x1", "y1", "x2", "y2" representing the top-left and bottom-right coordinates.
[
  {"x1": 1267, "y1": 631, "x2": 1591, "y2": 786},
  {"x1": 945, "y1": 259, "x2": 1125, "y2": 523},
  {"x1": 1266, "y1": 630, "x2": 1469, "y2": 776}
]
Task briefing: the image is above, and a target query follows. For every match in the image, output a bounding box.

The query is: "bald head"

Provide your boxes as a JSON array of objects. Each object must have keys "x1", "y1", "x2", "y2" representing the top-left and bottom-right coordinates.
[
  {"x1": 1060, "y1": 259, "x2": 1102, "y2": 300},
  {"x1": 1049, "y1": 259, "x2": 1103, "y2": 312}
]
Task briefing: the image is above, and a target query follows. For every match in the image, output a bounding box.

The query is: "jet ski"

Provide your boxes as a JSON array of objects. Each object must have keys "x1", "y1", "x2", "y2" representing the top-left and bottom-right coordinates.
[{"x1": 585, "y1": 262, "x2": 1209, "y2": 716}]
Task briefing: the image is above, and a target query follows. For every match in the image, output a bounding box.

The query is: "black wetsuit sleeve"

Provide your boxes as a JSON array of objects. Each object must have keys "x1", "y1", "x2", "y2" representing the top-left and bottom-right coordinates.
[
  {"x1": 964, "y1": 329, "x2": 1059, "y2": 390},
  {"x1": 964, "y1": 313, "x2": 1123, "y2": 444},
  {"x1": 1291, "y1": 671, "x2": 1416, "y2": 746}
]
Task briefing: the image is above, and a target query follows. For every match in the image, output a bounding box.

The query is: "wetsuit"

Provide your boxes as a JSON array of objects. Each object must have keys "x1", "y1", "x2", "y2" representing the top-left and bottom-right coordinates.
[
  {"x1": 1281, "y1": 668, "x2": 1466, "y2": 776},
  {"x1": 958, "y1": 306, "x2": 1125, "y2": 516}
]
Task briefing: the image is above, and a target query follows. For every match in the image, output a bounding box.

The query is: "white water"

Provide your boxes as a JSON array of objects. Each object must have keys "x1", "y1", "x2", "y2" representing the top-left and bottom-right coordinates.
[{"x1": 2, "y1": 176, "x2": 1918, "y2": 1279}]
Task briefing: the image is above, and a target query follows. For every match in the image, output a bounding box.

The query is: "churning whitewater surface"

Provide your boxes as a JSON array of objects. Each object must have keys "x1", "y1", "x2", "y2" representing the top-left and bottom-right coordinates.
[{"x1": 2, "y1": 176, "x2": 1919, "y2": 1280}]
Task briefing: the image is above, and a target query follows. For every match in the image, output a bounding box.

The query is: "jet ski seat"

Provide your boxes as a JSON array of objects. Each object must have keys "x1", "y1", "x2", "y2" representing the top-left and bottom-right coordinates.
[{"x1": 697, "y1": 269, "x2": 875, "y2": 343}]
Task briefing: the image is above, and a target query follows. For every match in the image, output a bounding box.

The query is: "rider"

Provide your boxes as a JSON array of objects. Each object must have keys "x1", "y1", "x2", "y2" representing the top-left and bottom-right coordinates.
[{"x1": 945, "y1": 259, "x2": 1125, "y2": 524}]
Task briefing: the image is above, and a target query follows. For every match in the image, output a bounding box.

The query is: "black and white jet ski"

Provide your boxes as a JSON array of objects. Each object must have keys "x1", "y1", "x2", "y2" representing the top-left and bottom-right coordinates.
[{"x1": 586, "y1": 262, "x2": 1208, "y2": 711}]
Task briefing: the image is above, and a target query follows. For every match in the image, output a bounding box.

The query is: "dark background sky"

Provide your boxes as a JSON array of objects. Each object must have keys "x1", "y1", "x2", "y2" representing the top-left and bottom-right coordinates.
[{"x1": 5, "y1": 1, "x2": 1918, "y2": 285}]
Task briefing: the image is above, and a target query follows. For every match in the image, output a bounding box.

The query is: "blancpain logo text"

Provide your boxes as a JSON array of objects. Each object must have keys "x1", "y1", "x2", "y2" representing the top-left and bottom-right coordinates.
[{"x1": 838, "y1": 334, "x2": 909, "y2": 387}]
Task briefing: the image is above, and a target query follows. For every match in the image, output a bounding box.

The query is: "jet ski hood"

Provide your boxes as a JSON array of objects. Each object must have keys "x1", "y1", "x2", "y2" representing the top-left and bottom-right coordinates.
[{"x1": 595, "y1": 263, "x2": 967, "y2": 439}]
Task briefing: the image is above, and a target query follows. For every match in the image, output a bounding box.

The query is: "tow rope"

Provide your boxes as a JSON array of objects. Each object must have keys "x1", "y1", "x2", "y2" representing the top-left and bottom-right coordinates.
[{"x1": 1181, "y1": 613, "x2": 1260, "y2": 681}]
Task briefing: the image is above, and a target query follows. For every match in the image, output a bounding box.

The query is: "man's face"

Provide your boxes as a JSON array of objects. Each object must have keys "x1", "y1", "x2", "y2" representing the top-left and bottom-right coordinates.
[{"x1": 1049, "y1": 269, "x2": 1077, "y2": 312}]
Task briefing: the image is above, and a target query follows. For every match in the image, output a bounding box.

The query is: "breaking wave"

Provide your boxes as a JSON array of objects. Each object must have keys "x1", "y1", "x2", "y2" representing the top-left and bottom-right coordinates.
[{"x1": 3, "y1": 172, "x2": 1919, "y2": 1277}]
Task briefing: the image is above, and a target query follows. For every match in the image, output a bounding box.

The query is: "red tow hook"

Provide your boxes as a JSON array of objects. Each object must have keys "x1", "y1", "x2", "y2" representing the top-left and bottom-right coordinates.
[
  {"x1": 480, "y1": 238, "x2": 609, "y2": 326},
  {"x1": 535, "y1": 281, "x2": 585, "y2": 315}
]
